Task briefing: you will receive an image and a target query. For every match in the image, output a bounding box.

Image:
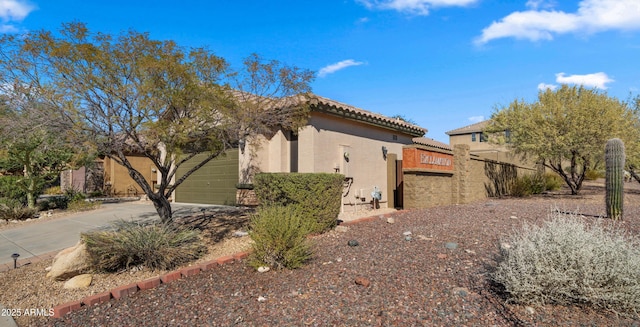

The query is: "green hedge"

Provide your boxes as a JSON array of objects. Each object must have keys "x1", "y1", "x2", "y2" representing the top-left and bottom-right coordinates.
[{"x1": 254, "y1": 173, "x2": 343, "y2": 233}]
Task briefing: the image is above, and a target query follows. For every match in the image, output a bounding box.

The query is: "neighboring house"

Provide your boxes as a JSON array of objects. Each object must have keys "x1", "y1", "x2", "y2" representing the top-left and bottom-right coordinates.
[
  {"x1": 174, "y1": 95, "x2": 428, "y2": 211},
  {"x1": 446, "y1": 120, "x2": 513, "y2": 162},
  {"x1": 446, "y1": 119, "x2": 536, "y2": 168}
]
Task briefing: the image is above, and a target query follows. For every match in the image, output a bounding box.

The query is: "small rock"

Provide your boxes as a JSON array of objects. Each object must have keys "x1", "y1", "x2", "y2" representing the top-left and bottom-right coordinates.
[
  {"x1": 404, "y1": 236, "x2": 412, "y2": 241},
  {"x1": 387, "y1": 217, "x2": 395, "y2": 224},
  {"x1": 417, "y1": 235, "x2": 432, "y2": 241},
  {"x1": 452, "y1": 287, "x2": 469, "y2": 297},
  {"x1": 45, "y1": 266, "x2": 52, "y2": 272},
  {"x1": 510, "y1": 215, "x2": 518, "y2": 219},
  {"x1": 525, "y1": 306, "x2": 536, "y2": 315},
  {"x1": 257, "y1": 266, "x2": 270, "y2": 273},
  {"x1": 445, "y1": 242, "x2": 458, "y2": 250},
  {"x1": 500, "y1": 242, "x2": 512, "y2": 251},
  {"x1": 233, "y1": 231, "x2": 249, "y2": 237},
  {"x1": 336, "y1": 257, "x2": 342, "y2": 262},
  {"x1": 464, "y1": 249, "x2": 476, "y2": 254},
  {"x1": 355, "y1": 277, "x2": 371, "y2": 287},
  {"x1": 63, "y1": 274, "x2": 92, "y2": 289},
  {"x1": 347, "y1": 240, "x2": 359, "y2": 247},
  {"x1": 257, "y1": 296, "x2": 267, "y2": 302},
  {"x1": 402, "y1": 231, "x2": 412, "y2": 236},
  {"x1": 437, "y1": 253, "x2": 448, "y2": 259}
]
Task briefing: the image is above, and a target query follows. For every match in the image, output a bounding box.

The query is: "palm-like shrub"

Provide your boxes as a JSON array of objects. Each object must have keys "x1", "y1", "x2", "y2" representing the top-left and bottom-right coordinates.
[
  {"x1": 249, "y1": 205, "x2": 313, "y2": 270},
  {"x1": 493, "y1": 211, "x2": 640, "y2": 316},
  {"x1": 82, "y1": 221, "x2": 206, "y2": 271}
]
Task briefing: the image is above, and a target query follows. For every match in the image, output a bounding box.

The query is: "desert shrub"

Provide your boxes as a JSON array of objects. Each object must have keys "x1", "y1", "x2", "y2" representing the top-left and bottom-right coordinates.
[
  {"x1": 509, "y1": 174, "x2": 545, "y2": 197},
  {"x1": 81, "y1": 221, "x2": 206, "y2": 271},
  {"x1": 543, "y1": 172, "x2": 563, "y2": 191},
  {"x1": 0, "y1": 198, "x2": 37, "y2": 222},
  {"x1": 0, "y1": 176, "x2": 27, "y2": 204},
  {"x1": 493, "y1": 211, "x2": 640, "y2": 316},
  {"x1": 249, "y1": 205, "x2": 313, "y2": 270},
  {"x1": 67, "y1": 198, "x2": 101, "y2": 211},
  {"x1": 509, "y1": 176, "x2": 533, "y2": 197},
  {"x1": 43, "y1": 186, "x2": 63, "y2": 195},
  {"x1": 585, "y1": 169, "x2": 605, "y2": 181},
  {"x1": 88, "y1": 190, "x2": 104, "y2": 198},
  {"x1": 38, "y1": 195, "x2": 69, "y2": 210},
  {"x1": 254, "y1": 173, "x2": 343, "y2": 233}
]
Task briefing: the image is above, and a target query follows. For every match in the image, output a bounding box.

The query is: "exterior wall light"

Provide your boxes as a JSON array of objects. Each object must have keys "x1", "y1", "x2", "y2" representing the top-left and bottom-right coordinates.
[{"x1": 382, "y1": 146, "x2": 388, "y2": 160}]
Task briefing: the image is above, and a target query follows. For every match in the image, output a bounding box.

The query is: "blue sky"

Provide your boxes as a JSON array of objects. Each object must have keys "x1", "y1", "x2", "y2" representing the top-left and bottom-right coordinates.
[{"x1": 2, "y1": 0, "x2": 640, "y2": 143}]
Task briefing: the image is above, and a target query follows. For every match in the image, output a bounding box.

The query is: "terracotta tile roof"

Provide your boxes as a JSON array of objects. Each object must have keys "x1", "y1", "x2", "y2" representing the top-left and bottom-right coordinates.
[
  {"x1": 412, "y1": 137, "x2": 452, "y2": 151},
  {"x1": 445, "y1": 120, "x2": 490, "y2": 136},
  {"x1": 309, "y1": 94, "x2": 427, "y2": 137}
]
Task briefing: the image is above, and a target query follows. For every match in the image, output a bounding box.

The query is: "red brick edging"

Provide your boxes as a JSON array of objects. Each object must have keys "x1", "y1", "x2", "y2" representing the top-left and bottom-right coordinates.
[
  {"x1": 51, "y1": 210, "x2": 405, "y2": 319},
  {"x1": 51, "y1": 250, "x2": 252, "y2": 318}
]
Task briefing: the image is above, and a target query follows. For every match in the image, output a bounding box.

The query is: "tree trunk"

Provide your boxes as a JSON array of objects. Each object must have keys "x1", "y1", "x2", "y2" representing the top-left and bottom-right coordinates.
[
  {"x1": 149, "y1": 192, "x2": 173, "y2": 224},
  {"x1": 24, "y1": 164, "x2": 37, "y2": 209},
  {"x1": 630, "y1": 168, "x2": 640, "y2": 183}
]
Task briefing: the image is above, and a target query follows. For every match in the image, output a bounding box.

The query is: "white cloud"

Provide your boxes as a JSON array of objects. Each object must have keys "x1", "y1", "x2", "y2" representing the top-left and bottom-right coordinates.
[
  {"x1": 476, "y1": 0, "x2": 640, "y2": 45},
  {"x1": 318, "y1": 59, "x2": 365, "y2": 78},
  {"x1": 0, "y1": 23, "x2": 17, "y2": 33},
  {"x1": 0, "y1": 0, "x2": 36, "y2": 33},
  {"x1": 357, "y1": 0, "x2": 478, "y2": 16},
  {"x1": 468, "y1": 115, "x2": 484, "y2": 123},
  {"x1": 526, "y1": 0, "x2": 556, "y2": 10},
  {"x1": 555, "y1": 72, "x2": 613, "y2": 89},
  {"x1": 537, "y1": 82, "x2": 558, "y2": 91},
  {"x1": 0, "y1": 0, "x2": 35, "y2": 20}
]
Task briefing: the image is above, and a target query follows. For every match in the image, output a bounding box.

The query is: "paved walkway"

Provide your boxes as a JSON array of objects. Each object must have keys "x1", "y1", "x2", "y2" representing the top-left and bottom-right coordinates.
[{"x1": 0, "y1": 202, "x2": 230, "y2": 269}]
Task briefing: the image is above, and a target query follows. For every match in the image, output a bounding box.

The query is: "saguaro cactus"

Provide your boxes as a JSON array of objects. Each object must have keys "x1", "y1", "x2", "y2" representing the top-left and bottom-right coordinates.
[{"x1": 605, "y1": 138, "x2": 625, "y2": 220}]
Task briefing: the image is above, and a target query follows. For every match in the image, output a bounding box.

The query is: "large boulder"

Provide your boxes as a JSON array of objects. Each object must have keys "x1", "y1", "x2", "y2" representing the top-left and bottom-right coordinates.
[{"x1": 46, "y1": 241, "x2": 92, "y2": 281}]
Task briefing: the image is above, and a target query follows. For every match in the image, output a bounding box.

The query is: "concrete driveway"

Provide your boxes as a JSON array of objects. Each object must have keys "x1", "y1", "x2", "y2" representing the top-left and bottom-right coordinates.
[{"x1": 0, "y1": 202, "x2": 230, "y2": 267}]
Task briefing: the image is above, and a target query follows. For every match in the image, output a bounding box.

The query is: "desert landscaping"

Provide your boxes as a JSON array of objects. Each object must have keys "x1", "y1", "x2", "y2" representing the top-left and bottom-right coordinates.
[{"x1": 0, "y1": 180, "x2": 638, "y2": 326}]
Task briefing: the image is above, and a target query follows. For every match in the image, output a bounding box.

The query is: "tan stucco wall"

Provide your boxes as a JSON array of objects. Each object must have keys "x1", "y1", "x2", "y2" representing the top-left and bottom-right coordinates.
[
  {"x1": 242, "y1": 112, "x2": 417, "y2": 211},
  {"x1": 403, "y1": 172, "x2": 454, "y2": 209},
  {"x1": 403, "y1": 144, "x2": 538, "y2": 209},
  {"x1": 104, "y1": 156, "x2": 157, "y2": 197}
]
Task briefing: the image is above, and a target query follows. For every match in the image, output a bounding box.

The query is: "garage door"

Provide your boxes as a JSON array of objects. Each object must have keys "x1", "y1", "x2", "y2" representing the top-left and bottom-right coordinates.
[{"x1": 175, "y1": 149, "x2": 239, "y2": 205}]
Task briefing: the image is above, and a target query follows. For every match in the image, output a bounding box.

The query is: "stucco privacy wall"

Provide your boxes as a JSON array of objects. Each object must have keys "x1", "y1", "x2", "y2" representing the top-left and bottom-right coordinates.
[
  {"x1": 403, "y1": 144, "x2": 537, "y2": 209},
  {"x1": 103, "y1": 156, "x2": 157, "y2": 197},
  {"x1": 242, "y1": 112, "x2": 415, "y2": 210}
]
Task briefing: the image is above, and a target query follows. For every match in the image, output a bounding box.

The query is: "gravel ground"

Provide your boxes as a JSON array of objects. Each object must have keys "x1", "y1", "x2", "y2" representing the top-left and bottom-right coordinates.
[{"x1": 41, "y1": 181, "x2": 640, "y2": 327}]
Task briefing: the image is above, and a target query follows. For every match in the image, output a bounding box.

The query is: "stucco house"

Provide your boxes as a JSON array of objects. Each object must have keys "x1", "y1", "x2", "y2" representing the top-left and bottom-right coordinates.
[
  {"x1": 446, "y1": 120, "x2": 513, "y2": 161},
  {"x1": 174, "y1": 95, "x2": 427, "y2": 212},
  {"x1": 446, "y1": 119, "x2": 537, "y2": 168},
  {"x1": 65, "y1": 95, "x2": 429, "y2": 210}
]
